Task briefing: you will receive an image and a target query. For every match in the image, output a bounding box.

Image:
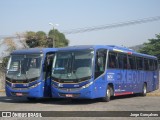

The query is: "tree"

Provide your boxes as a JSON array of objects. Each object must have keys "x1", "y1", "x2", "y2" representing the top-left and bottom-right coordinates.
[
  {"x1": 3, "y1": 37, "x2": 17, "y2": 52},
  {"x1": 25, "y1": 31, "x2": 38, "y2": 48},
  {"x1": 36, "y1": 31, "x2": 47, "y2": 47},
  {"x1": 24, "y1": 30, "x2": 69, "y2": 48},
  {"x1": 48, "y1": 29, "x2": 69, "y2": 47},
  {"x1": 139, "y1": 34, "x2": 160, "y2": 62},
  {"x1": 1, "y1": 37, "x2": 17, "y2": 70},
  {"x1": 16, "y1": 32, "x2": 29, "y2": 48}
]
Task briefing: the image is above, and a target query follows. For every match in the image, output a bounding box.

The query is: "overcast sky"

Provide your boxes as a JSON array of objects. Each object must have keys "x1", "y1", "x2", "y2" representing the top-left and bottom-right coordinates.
[{"x1": 1, "y1": 0, "x2": 160, "y2": 47}]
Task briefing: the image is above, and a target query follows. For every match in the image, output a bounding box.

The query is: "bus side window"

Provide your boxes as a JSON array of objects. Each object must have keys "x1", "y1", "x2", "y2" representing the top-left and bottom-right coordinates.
[
  {"x1": 118, "y1": 53, "x2": 127, "y2": 69},
  {"x1": 149, "y1": 59, "x2": 154, "y2": 71},
  {"x1": 136, "y1": 57, "x2": 143, "y2": 70},
  {"x1": 154, "y1": 60, "x2": 158, "y2": 70},
  {"x1": 95, "y1": 49, "x2": 107, "y2": 79},
  {"x1": 144, "y1": 58, "x2": 149, "y2": 71},
  {"x1": 108, "y1": 52, "x2": 118, "y2": 69},
  {"x1": 128, "y1": 55, "x2": 136, "y2": 70}
]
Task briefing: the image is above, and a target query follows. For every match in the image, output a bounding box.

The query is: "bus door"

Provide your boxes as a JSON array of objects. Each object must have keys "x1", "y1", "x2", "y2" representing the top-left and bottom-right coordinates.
[
  {"x1": 107, "y1": 52, "x2": 119, "y2": 94},
  {"x1": 94, "y1": 49, "x2": 107, "y2": 98},
  {"x1": 43, "y1": 52, "x2": 55, "y2": 97}
]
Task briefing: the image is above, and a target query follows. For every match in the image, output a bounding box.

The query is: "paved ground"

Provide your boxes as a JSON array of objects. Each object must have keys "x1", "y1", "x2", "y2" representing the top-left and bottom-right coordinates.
[
  {"x1": 0, "y1": 93, "x2": 160, "y2": 111},
  {"x1": 0, "y1": 71, "x2": 159, "y2": 120},
  {"x1": 0, "y1": 93, "x2": 160, "y2": 120}
]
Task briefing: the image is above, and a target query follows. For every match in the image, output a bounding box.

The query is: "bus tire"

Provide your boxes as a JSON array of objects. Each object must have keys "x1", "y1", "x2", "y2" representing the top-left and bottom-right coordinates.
[
  {"x1": 102, "y1": 86, "x2": 111, "y2": 102},
  {"x1": 141, "y1": 83, "x2": 147, "y2": 96}
]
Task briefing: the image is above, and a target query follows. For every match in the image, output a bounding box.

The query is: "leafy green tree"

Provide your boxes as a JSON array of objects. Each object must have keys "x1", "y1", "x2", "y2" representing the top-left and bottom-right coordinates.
[
  {"x1": 36, "y1": 31, "x2": 47, "y2": 47},
  {"x1": 25, "y1": 30, "x2": 69, "y2": 48},
  {"x1": 139, "y1": 34, "x2": 160, "y2": 62},
  {"x1": 25, "y1": 31, "x2": 37, "y2": 48},
  {"x1": 48, "y1": 29, "x2": 69, "y2": 47}
]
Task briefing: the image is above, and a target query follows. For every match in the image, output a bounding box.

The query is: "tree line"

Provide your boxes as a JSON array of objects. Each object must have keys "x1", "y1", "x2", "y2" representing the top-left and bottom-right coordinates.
[
  {"x1": 25, "y1": 29, "x2": 69, "y2": 48},
  {"x1": 0, "y1": 29, "x2": 69, "y2": 69},
  {"x1": 138, "y1": 33, "x2": 160, "y2": 63},
  {"x1": 1, "y1": 32, "x2": 160, "y2": 70}
]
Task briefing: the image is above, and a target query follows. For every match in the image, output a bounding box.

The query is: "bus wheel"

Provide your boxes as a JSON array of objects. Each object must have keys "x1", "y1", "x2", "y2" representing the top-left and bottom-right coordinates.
[
  {"x1": 141, "y1": 83, "x2": 147, "y2": 96},
  {"x1": 102, "y1": 86, "x2": 111, "y2": 102},
  {"x1": 27, "y1": 97, "x2": 37, "y2": 101}
]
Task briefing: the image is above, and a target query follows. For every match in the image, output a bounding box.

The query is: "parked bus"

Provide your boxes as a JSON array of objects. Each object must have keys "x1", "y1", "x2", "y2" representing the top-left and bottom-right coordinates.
[
  {"x1": 5, "y1": 48, "x2": 56, "y2": 100},
  {"x1": 51, "y1": 45, "x2": 159, "y2": 102}
]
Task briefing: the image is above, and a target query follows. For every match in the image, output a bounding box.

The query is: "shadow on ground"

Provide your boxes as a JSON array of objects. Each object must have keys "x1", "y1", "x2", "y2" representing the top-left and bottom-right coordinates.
[{"x1": 0, "y1": 94, "x2": 142, "y2": 105}]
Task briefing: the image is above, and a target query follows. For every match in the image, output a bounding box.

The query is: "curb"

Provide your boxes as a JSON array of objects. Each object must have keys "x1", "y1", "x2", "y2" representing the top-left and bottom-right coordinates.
[
  {"x1": 0, "y1": 89, "x2": 5, "y2": 92},
  {"x1": 147, "y1": 93, "x2": 160, "y2": 96}
]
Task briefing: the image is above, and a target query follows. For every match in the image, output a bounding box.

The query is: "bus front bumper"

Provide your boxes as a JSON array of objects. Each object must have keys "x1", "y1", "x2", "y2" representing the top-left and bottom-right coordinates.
[
  {"x1": 5, "y1": 83, "x2": 43, "y2": 98},
  {"x1": 51, "y1": 86, "x2": 95, "y2": 99}
]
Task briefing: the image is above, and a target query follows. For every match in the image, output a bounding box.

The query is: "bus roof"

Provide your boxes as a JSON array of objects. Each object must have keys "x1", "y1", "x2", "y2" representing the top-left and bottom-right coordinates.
[
  {"x1": 11, "y1": 48, "x2": 57, "y2": 55},
  {"x1": 57, "y1": 45, "x2": 157, "y2": 59}
]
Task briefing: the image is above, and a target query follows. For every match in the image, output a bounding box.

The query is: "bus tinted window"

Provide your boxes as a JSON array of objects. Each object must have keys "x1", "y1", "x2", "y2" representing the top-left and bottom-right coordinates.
[
  {"x1": 108, "y1": 52, "x2": 118, "y2": 69},
  {"x1": 118, "y1": 54, "x2": 127, "y2": 69},
  {"x1": 144, "y1": 58, "x2": 149, "y2": 70},
  {"x1": 154, "y1": 60, "x2": 158, "y2": 70},
  {"x1": 149, "y1": 59, "x2": 154, "y2": 71},
  {"x1": 95, "y1": 49, "x2": 107, "y2": 78},
  {"x1": 136, "y1": 57, "x2": 143, "y2": 70},
  {"x1": 128, "y1": 55, "x2": 136, "y2": 70}
]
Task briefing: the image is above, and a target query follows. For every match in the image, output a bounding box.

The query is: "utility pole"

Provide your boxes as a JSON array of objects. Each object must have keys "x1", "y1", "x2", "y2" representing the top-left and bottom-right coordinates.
[{"x1": 49, "y1": 23, "x2": 59, "y2": 47}]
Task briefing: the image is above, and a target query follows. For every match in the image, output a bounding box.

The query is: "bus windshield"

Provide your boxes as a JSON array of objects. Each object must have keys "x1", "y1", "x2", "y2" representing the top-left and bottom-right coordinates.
[
  {"x1": 6, "y1": 54, "x2": 42, "y2": 80},
  {"x1": 52, "y1": 50, "x2": 94, "y2": 83}
]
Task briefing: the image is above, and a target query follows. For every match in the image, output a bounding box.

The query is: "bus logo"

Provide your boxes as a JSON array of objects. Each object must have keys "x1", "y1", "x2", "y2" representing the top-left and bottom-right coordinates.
[{"x1": 107, "y1": 73, "x2": 114, "y2": 81}]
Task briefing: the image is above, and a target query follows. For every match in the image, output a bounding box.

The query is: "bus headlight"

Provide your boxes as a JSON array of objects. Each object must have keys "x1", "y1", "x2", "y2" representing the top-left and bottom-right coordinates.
[
  {"x1": 29, "y1": 82, "x2": 41, "y2": 89},
  {"x1": 82, "y1": 81, "x2": 93, "y2": 89}
]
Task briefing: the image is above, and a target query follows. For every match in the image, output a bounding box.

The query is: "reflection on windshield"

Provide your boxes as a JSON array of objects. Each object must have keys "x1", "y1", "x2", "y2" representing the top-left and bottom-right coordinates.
[
  {"x1": 52, "y1": 50, "x2": 94, "y2": 82},
  {"x1": 6, "y1": 54, "x2": 42, "y2": 80}
]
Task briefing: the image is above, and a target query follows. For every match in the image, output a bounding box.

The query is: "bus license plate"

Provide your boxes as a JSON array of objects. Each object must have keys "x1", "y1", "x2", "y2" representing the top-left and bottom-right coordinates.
[
  {"x1": 65, "y1": 94, "x2": 73, "y2": 97},
  {"x1": 16, "y1": 93, "x2": 23, "y2": 96}
]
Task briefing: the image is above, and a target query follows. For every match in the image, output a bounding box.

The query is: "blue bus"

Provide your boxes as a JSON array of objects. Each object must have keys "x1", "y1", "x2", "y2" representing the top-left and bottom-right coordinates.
[
  {"x1": 51, "y1": 45, "x2": 159, "y2": 102},
  {"x1": 5, "y1": 48, "x2": 56, "y2": 100}
]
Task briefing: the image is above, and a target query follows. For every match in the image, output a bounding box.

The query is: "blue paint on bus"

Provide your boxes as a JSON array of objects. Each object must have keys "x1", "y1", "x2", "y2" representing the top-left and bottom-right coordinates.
[
  {"x1": 5, "y1": 48, "x2": 56, "y2": 99},
  {"x1": 51, "y1": 45, "x2": 159, "y2": 100}
]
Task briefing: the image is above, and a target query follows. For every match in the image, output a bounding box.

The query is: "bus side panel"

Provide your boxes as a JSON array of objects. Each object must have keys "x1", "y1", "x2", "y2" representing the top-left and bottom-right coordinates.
[
  {"x1": 107, "y1": 69, "x2": 135, "y2": 96},
  {"x1": 113, "y1": 69, "x2": 126, "y2": 94},
  {"x1": 126, "y1": 70, "x2": 134, "y2": 93},
  {"x1": 92, "y1": 75, "x2": 107, "y2": 98},
  {"x1": 138, "y1": 70, "x2": 145, "y2": 93},
  {"x1": 156, "y1": 70, "x2": 159, "y2": 90},
  {"x1": 146, "y1": 71, "x2": 153, "y2": 92},
  {"x1": 151, "y1": 70, "x2": 159, "y2": 91}
]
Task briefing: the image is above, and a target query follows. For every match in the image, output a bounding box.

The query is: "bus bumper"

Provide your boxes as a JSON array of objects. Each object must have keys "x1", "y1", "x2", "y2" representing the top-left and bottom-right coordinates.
[
  {"x1": 5, "y1": 83, "x2": 43, "y2": 98},
  {"x1": 51, "y1": 86, "x2": 95, "y2": 99}
]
